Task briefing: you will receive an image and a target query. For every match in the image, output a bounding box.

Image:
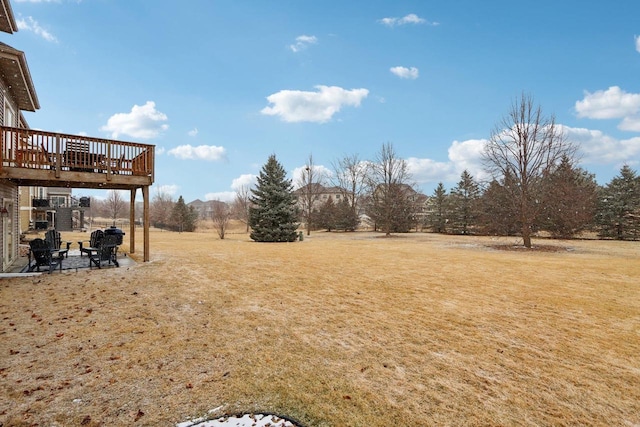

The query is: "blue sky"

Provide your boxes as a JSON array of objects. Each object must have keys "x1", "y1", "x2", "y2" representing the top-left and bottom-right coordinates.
[{"x1": 5, "y1": 0, "x2": 640, "y2": 202}]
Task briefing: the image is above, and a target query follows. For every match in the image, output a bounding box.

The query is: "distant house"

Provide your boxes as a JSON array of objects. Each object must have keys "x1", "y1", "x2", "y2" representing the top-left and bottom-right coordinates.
[
  {"x1": 20, "y1": 186, "x2": 74, "y2": 231},
  {"x1": 188, "y1": 199, "x2": 227, "y2": 219},
  {"x1": 293, "y1": 184, "x2": 345, "y2": 212}
]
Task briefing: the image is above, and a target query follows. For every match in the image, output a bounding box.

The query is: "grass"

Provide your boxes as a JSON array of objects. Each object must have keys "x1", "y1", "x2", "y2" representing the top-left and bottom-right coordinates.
[{"x1": 1, "y1": 224, "x2": 639, "y2": 426}]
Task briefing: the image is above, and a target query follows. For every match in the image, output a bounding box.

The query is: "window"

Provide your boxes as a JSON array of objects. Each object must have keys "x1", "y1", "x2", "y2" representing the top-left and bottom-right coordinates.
[
  {"x1": 4, "y1": 101, "x2": 15, "y2": 127},
  {"x1": 50, "y1": 196, "x2": 66, "y2": 208}
]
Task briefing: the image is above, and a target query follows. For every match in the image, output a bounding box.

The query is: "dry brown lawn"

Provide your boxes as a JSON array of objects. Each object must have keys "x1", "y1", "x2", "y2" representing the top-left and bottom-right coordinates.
[{"x1": 1, "y1": 224, "x2": 639, "y2": 426}]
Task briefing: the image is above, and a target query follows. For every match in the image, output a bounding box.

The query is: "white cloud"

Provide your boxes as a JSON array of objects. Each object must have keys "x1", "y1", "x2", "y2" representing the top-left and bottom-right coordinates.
[
  {"x1": 167, "y1": 144, "x2": 226, "y2": 161},
  {"x1": 575, "y1": 86, "x2": 640, "y2": 132},
  {"x1": 575, "y1": 86, "x2": 640, "y2": 119},
  {"x1": 289, "y1": 35, "x2": 317, "y2": 53},
  {"x1": 561, "y1": 125, "x2": 640, "y2": 165},
  {"x1": 231, "y1": 174, "x2": 257, "y2": 190},
  {"x1": 447, "y1": 139, "x2": 489, "y2": 179},
  {"x1": 154, "y1": 184, "x2": 179, "y2": 197},
  {"x1": 204, "y1": 191, "x2": 236, "y2": 202},
  {"x1": 406, "y1": 157, "x2": 456, "y2": 183},
  {"x1": 406, "y1": 139, "x2": 488, "y2": 187},
  {"x1": 204, "y1": 174, "x2": 258, "y2": 203},
  {"x1": 635, "y1": 35, "x2": 640, "y2": 53},
  {"x1": 261, "y1": 85, "x2": 369, "y2": 123},
  {"x1": 379, "y1": 13, "x2": 437, "y2": 27},
  {"x1": 291, "y1": 164, "x2": 333, "y2": 188},
  {"x1": 16, "y1": 16, "x2": 58, "y2": 42},
  {"x1": 619, "y1": 116, "x2": 640, "y2": 132},
  {"x1": 188, "y1": 128, "x2": 198, "y2": 137},
  {"x1": 408, "y1": 126, "x2": 640, "y2": 188},
  {"x1": 390, "y1": 66, "x2": 419, "y2": 79},
  {"x1": 101, "y1": 101, "x2": 168, "y2": 139}
]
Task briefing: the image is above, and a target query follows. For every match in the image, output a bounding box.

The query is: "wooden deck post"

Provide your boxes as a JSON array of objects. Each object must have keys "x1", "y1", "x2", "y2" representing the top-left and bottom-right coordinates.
[
  {"x1": 143, "y1": 185, "x2": 149, "y2": 262},
  {"x1": 54, "y1": 134, "x2": 61, "y2": 178},
  {"x1": 129, "y1": 188, "x2": 136, "y2": 255}
]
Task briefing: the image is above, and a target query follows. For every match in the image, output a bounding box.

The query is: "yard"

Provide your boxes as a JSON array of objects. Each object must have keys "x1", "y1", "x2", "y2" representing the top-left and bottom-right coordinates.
[{"x1": 1, "y1": 226, "x2": 639, "y2": 426}]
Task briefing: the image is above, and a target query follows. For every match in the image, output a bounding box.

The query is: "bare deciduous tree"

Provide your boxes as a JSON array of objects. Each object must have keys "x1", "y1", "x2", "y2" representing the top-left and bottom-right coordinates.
[
  {"x1": 297, "y1": 154, "x2": 327, "y2": 235},
  {"x1": 105, "y1": 190, "x2": 126, "y2": 224},
  {"x1": 211, "y1": 200, "x2": 231, "y2": 239},
  {"x1": 150, "y1": 189, "x2": 175, "y2": 230},
  {"x1": 483, "y1": 93, "x2": 575, "y2": 248},
  {"x1": 368, "y1": 142, "x2": 415, "y2": 236},
  {"x1": 331, "y1": 153, "x2": 369, "y2": 230},
  {"x1": 231, "y1": 184, "x2": 251, "y2": 233}
]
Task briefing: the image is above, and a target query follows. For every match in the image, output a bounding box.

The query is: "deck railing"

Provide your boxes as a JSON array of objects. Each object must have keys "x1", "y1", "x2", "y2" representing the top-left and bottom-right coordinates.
[{"x1": 0, "y1": 126, "x2": 154, "y2": 181}]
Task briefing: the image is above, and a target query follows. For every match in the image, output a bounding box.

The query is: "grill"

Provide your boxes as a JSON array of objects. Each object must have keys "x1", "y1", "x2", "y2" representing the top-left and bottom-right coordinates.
[{"x1": 104, "y1": 226, "x2": 125, "y2": 245}]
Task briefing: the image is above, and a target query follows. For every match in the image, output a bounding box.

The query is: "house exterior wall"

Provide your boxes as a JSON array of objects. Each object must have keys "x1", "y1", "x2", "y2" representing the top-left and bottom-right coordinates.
[
  {"x1": 294, "y1": 185, "x2": 345, "y2": 212},
  {"x1": 18, "y1": 185, "x2": 32, "y2": 233},
  {"x1": 0, "y1": 77, "x2": 5, "y2": 125},
  {"x1": 0, "y1": 181, "x2": 19, "y2": 270},
  {"x1": 187, "y1": 199, "x2": 226, "y2": 219},
  {"x1": 0, "y1": 57, "x2": 27, "y2": 271}
]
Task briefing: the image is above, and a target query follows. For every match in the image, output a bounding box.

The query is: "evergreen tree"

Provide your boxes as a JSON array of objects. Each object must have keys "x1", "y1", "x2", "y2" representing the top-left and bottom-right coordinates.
[
  {"x1": 315, "y1": 196, "x2": 338, "y2": 231},
  {"x1": 479, "y1": 172, "x2": 520, "y2": 236},
  {"x1": 540, "y1": 156, "x2": 598, "y2": 238},
  {"x1": 426, "y1": 182, "x2": 449, "y2": 233},
  {"x1": 334, "y1": 197, "x2": 359, "y2": 231},
  {"x1": 249, "y1": 155, "x2": 299, "y2": 242},
  {"x1": 596, "y1": 165, "x2": 640, "y2": 240},
  {"x1": 170, "y1": 196, "x2": 198, "y2": 232},
  {"x1": 450, "y1": 170, "x2": 481, "y2": 235}
]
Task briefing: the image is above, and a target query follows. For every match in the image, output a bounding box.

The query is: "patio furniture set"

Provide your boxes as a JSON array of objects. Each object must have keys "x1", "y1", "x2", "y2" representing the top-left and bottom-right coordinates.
[{"x1": 27, "y1": 228, "x2": 124, "y2": 273}]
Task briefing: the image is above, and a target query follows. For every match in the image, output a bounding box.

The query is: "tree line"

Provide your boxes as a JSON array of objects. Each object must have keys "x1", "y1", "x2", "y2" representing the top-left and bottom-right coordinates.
[
  {"x1": 285, "y1": 151, "x2": 640, "y2": 242},
  {"x1": 424, "y1": 162, "x2": 639, "y2": 241},
  {"x1": 147, "y1": 93, "x2": 640, "y2": 244}
]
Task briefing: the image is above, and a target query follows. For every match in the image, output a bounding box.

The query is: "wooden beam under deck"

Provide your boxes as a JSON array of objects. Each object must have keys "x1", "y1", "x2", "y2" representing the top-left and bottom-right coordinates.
[{"x1": 1, "y1": 167, "x2": 153, "y2": 189}]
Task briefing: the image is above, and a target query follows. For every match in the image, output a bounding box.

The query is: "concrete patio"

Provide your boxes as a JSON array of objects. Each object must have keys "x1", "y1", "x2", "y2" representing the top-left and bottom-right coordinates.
[{"x1": 4, "y1": 248, "x2": 135, "y2": 275}]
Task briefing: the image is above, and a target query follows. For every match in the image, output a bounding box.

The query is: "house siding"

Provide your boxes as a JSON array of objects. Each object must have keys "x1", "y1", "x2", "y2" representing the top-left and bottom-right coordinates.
[
  {"x1": 0, "y1": 77, "x2": 5, "y2": 125},
  {"x1": 0, "y1": 63, "x2": 25, "y2": 270},
  {"x1": 0, "y1": 181, "x2": 19, "y2": 270}
]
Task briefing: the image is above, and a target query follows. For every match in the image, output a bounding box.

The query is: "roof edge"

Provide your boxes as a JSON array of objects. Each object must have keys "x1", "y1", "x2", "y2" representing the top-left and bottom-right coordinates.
[
  {"x1": 0, "y1": 0, "x2": 18, "y2": 34},
  {"x1": 0, "y1": 42, "x2": 40, "y2": 111}
]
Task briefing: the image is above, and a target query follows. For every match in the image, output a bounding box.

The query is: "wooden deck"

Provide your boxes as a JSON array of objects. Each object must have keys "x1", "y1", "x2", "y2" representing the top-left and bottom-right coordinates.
[{"x1": 0, "y1": 126, "x2": 154, "y2": 189}]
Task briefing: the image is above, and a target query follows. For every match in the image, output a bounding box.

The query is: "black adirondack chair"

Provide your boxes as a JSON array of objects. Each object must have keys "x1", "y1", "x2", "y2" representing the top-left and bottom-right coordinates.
[
  {"x1": 44, "y1": 229, "x2": 70, "y2": 258},
  {"x1": 79, "y1": 230, "x2": 119, "y2": 268},
  {"x1": 28, "y1": 238, "x2": 64, "y2": 273},
  {"x1": 79, "y1": 230, "x2": 104, "y2": 257},
  {"x1": 88, "y1": 234, "x2": 120, "y2": 268}
]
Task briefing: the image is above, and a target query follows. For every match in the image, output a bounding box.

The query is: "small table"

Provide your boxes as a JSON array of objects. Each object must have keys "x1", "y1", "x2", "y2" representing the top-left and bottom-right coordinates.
[{"x1": 64, "y1": 150, "x2": 105, "y2": 172}]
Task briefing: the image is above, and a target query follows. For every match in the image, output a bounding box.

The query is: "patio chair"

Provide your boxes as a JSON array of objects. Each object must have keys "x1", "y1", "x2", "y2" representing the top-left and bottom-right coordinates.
[
  {"x1": 79, "y1": 230, "x2": 104, "y2": 257},
  {"x1": 28, "y1": 238, "x2": 64, "y2": 273},
  {"x1": 44, "y1": 229, "x2": 70, "y2": 258},
  {"x1": 87, "y1": 234, "x2": 120, "y2": 269}
]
